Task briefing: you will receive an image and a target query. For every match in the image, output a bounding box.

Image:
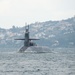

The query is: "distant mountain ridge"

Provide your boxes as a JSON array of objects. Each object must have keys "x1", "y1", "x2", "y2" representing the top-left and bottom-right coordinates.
[{"x1": 0, "y1": 16, "x2": 75, "y2": 48}]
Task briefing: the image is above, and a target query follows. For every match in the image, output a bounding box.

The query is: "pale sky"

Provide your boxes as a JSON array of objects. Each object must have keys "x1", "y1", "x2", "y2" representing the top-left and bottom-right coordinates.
[{"x1": 0, "y1": 0, "x2": 75, "y2": 29}]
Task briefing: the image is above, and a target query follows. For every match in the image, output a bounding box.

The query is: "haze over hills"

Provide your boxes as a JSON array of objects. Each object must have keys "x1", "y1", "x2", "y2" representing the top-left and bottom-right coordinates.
[{"x1": 0, "y1": 16, "x2": 75, "y2": 48}]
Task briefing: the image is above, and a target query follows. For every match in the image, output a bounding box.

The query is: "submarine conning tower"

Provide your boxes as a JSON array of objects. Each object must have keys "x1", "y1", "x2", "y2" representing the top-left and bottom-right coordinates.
[{"x1": 24, "y1": 25, "x2": 29, "y2": 47}]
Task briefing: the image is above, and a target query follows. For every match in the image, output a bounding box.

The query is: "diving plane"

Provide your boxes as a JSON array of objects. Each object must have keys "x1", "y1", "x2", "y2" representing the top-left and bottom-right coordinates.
[{"x1": 15, "y1": 25, "x2": 39, "y2": 52}]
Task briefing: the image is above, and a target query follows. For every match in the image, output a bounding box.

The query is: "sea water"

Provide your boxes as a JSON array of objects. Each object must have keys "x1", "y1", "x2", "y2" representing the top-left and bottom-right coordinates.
[{"x1": 0, "y1": 48, "x2": 75, "y2": 75}]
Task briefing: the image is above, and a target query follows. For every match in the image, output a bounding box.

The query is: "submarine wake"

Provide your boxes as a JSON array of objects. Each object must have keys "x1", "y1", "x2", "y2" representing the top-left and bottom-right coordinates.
[{"x1": 18, "y1": 46, "x2": 52, "y2": 53}]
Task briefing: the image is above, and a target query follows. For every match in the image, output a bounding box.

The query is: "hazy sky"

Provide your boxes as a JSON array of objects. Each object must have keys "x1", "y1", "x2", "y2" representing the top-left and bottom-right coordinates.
[{"x1": 0, "y1": 0, "x2": 75, "y2": 29}]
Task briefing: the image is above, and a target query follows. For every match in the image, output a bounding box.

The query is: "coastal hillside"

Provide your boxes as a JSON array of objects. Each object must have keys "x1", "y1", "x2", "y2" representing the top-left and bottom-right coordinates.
[{"x1": 0, "y1": 16, "x2": 75, "y2": 48}]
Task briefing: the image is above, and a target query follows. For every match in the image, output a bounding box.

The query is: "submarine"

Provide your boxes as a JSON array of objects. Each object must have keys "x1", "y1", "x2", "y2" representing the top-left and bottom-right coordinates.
[{"x1": 15, "y1": 25, "x2": 39, "y2": 52}]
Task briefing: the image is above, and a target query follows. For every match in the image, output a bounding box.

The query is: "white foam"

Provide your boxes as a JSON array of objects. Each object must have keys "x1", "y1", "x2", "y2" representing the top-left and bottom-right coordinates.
[{"x1": 25, "y1": 46, "x2": 51, "y2": 53}]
